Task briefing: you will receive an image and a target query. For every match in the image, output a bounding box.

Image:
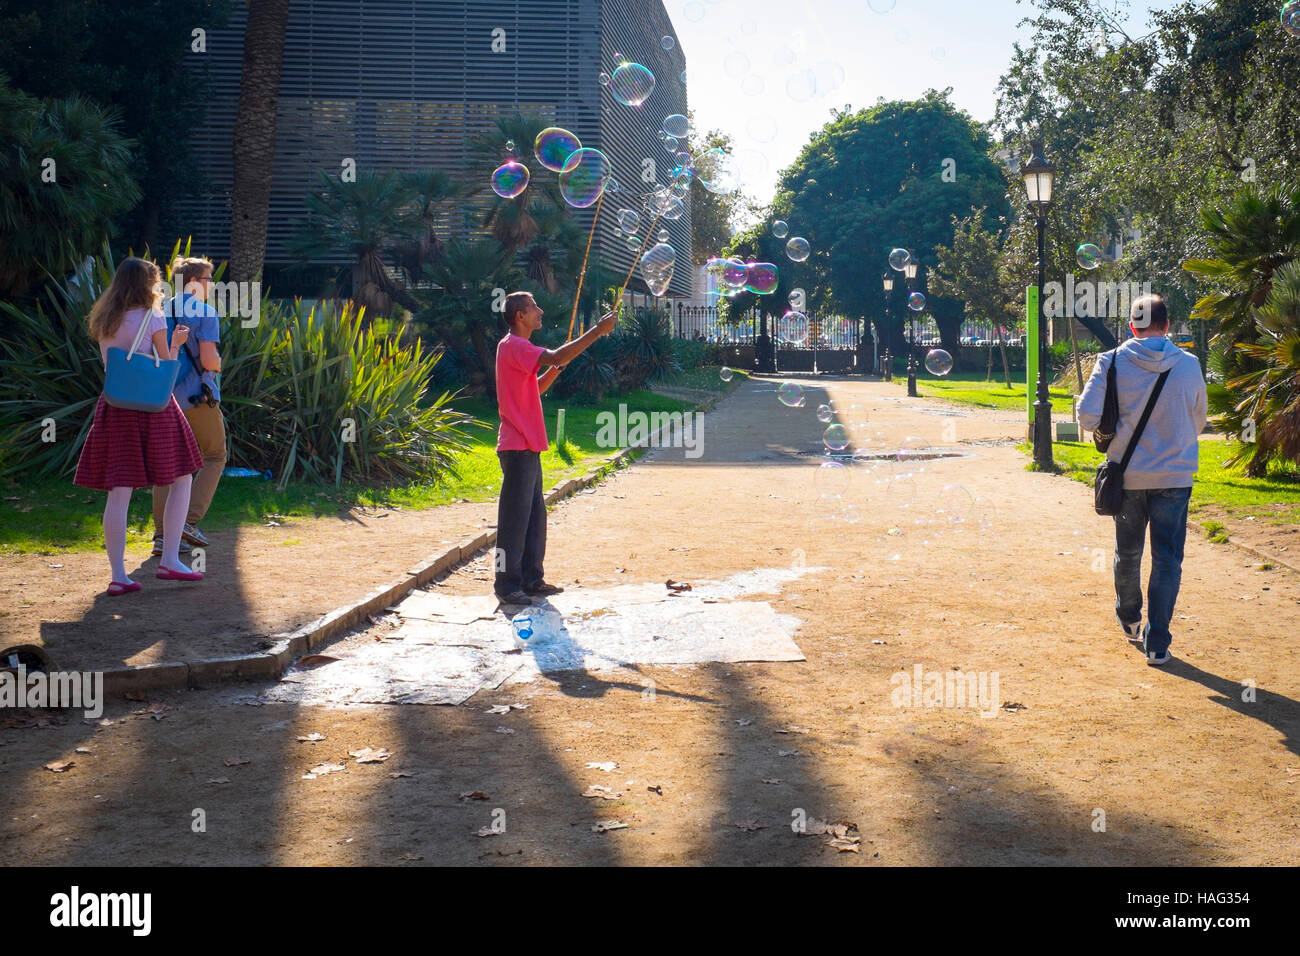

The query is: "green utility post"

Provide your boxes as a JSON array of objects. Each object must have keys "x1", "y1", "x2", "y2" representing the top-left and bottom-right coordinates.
[
  {"x1": 555, "y1": 407, "x2": 566, "y2": 451},
  {"x1": 1025, "y1": 285, "x2": 1039, "y2": 442}
]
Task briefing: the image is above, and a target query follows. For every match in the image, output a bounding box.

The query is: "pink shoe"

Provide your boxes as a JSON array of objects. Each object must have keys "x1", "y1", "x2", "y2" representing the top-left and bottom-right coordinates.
[
  {"x1": 157, "y1": 566, "x2": 203, "y2": 581},
  {"x1": 106, "y1": 580, "x2": 142, "y2": 596}
]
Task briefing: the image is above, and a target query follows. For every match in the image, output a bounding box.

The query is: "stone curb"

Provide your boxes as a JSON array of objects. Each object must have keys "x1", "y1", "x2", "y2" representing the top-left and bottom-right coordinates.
[{"x1": 90, "y1": 392, "x2": 720, "y2": 697}]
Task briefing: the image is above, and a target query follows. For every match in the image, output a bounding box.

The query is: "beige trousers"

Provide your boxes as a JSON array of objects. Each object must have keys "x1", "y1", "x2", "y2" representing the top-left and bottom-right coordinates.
[{"x1": 153, "y1": 402, "x2": 227, "y2": 529}]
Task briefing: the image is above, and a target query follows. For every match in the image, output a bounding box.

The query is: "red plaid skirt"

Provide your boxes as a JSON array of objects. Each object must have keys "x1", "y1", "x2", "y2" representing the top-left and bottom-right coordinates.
[{"x1": 74, "y1": 394, "x2": 203, "y2": 490}]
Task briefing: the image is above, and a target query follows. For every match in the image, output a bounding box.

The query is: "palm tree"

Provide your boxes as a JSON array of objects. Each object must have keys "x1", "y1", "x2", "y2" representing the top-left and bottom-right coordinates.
[
  {"x1": 1185, "y1": 184, "x2": 1300, "y2": 473},
  {"x1": 288, "y1": 169, "x2": 422, "y2": 319},
  {"x1": 395, "y1": 169, "x2": 459, "y2": 286},
  {"x1": 228, "y1": 0, "x2": 290, "y2": 283},
  {"x1": 1229, "y1": 260, "x2": 1300, "y2": 473},
  {"x1": 419, "y1": 238, "x2": 520, "y2": 394},
  {"x1": 467, "y1": 113, "x2": 570, "y2": 256}
]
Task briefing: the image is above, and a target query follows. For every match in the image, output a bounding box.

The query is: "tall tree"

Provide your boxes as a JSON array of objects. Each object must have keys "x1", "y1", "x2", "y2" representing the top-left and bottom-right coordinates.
[
  {"x1": 686, "y1": 118, "x2": 747, "y2": 266},
  {"x1": 229, "y1": 0, "x2": 290, "y2": 283},
  {"x1": 931, "y1": 208, "x2": 1014, "y2": 383},
  {"x1": 768, "y1": 91, "x2": 1009, "y2": 352}
]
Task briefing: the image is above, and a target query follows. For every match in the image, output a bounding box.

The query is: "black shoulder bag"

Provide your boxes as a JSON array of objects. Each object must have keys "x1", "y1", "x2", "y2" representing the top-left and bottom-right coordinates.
[
  {"x1": 1094, "y1": 369, "x2": 1171, "y2": 516},
  {"x1": 1093, "y1": 348, "x2": 1120, "y2": 452}
]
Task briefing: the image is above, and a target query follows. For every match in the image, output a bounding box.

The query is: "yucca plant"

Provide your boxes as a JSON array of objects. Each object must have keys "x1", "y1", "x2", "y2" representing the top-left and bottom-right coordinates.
[{"x1": 221, "y1": 298, "x2": 481, "y2": 488}]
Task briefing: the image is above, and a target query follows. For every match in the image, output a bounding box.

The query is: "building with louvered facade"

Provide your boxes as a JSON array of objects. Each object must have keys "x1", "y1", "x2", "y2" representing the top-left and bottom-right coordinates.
[{"x1": 181, "y1": 0, "x2": 691, "y2": 298}]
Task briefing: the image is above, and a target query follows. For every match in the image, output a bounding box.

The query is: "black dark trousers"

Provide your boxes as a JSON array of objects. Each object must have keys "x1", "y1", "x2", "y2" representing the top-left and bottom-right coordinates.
[{"x1": 494, "y1": 450, "x2": 546, "y2": 596}]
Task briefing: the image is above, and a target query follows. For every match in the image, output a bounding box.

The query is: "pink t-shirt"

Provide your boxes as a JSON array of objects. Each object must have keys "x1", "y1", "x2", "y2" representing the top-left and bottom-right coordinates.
[
  {"x1": 98, "y1": 306, "x2": 167, "y2": 364},
  {"x1": 496, "y1": 333, "x2": 549, "y2": 452}
]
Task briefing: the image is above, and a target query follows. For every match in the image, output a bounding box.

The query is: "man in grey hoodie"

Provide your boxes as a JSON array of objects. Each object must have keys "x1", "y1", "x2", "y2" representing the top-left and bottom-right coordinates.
[{"x1": 1078, "y1": 294, "x2": 1208, "y2": 665}]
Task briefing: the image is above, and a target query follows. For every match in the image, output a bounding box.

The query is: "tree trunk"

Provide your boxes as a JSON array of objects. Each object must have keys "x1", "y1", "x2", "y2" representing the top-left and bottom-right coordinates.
[
  {"x1": 229, "y1": 0, "x2": 291, "y2": 283},
  {"x1": 1068, "y1": 316, "x2": 1084, "y2": 392},
  {"x1": 996, "y1": 324, "x2": 1012, "y2": 389}
]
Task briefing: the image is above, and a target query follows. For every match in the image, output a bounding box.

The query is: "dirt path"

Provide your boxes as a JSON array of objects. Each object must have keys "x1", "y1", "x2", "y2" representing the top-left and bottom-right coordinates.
[{"x1": 2, "y1": 377, "x2": 1297, "y2": 865}]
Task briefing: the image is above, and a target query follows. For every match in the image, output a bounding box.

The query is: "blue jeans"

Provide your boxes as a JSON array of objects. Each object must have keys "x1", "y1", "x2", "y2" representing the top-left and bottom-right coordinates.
[{"x1": 1113, "y1": 487, "x2": 1192, "y2": 654}]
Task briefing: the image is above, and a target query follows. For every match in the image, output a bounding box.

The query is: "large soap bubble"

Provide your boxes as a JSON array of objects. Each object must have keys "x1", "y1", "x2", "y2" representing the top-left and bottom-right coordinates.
[
  {"x1": 640, "y1": 243, "x2": 676, "y2": 296},
  {"x1": 745, "y1": 262, "x2": 779, "y2": 295},
  {"x1": 610, "y1": 62, "x2": 656, "y2": 106},
  {"x1": 924, "y1": 349, "x2": 954, "y2": 376},
  {"x1": 786, "y1": 236, "x2": 810, "y2": 262},
  {"x1": 722, "y1": 258, "x2": 750, "y2": 290},
  {"x1": 888, "y1": 247, "x2": 911, "y2": 271},
  {"x1": 662, "y1": 113, "x2": 690, "y2": 138},
  {"x1": 778, "y1": 311, "x2": 809, "y2": 345},
  {"x1": 1076, "y1": 243, "x2": 1103, "y2": 270},
  {"x1": 617, "y1": 208, "x2": 641, "y2": 234},
  {"x1": 695, "y1": 147, "x2": 740, "y2": 195},
  {"x1": 1284, "y1": 1, "x2": 1300, "y2": 37},
  {"x1": 558, "y1": 148, "x2": 611, "y2": 208},
  {"x1": 534, "y1": 128, "x2": 581, "y2": 172},
  {"x1": 490, "y1": 161, "x2": 529, "y2": 199}
]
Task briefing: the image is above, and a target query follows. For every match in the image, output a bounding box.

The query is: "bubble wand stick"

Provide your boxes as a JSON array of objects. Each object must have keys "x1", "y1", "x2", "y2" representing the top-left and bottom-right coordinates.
[
  {"x1": 566, "y1": 189, "x2": 606, "y2": 341},
  {"x1": 612, "y1": 207, "x2": 668, "y2": 315}
]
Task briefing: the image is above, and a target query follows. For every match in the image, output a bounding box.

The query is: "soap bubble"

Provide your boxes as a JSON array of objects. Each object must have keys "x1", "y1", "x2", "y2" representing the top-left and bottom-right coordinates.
[
  {"x1": 722, "y1": 258, "x2": 750, "y2": 290},
  {"x1": 490, "y1": 161, "x2": 529, "y2": 199},
  {"x1": 661, "y1": 35, "x2": 675, "y2": 50},
  {"x1": 617, "y1": 208, "x2": 640, "y2": 234},
  {"x1": 681, "y1": 70, "x2": 688, "y2": 83},
  {"x1": 610, "y1": 62, "x2": 656, "y2": 106},
  {"x1": 723, "y1": 51, "x2": 750, "y2": 77},
  {"x1": 695, "y1": 147, "x2": 740, "y2": 195},
  {"x1": 823, "y1": 423, "x2": 850, "y2": 452},
  {"x1": 1285, "y1": 1, "x2": 1300, "y2": 37},
  {"x1": 684, "y1": 2, "x2": 705, "y2": 23},
  {"x1": 1076, "y1": 243, "x2": 1103, "y2": 270},
  {"x1": 660, "y1": 196, "x2": 686, "y2": 220},
  {"x1": 908, "y1": 292, "x2": 926, "y2": 312},
  {"x1": 772, "y1": 220, "x2": 789, "y2": 238},
  {"x1": 888, "y1": 248, "x2": 911, "y2": 271},
  {"x1": 662, "y1": 113, "x2": 689, "y2": 138},
  {"x1": 936, "y1": 484, "x2": 974, "y2": 526},
  {"x1": 655, "y1": 228, "x2": 670, "y2": 243},
  {"x1": 814, "y1": 459, "x2": 850, "y2": 497},
  {"x1": 895, "y1": 436, "x2": 931, "y2": 467},
  {"x1": 778, "y1": 311, "x2": 809, "y2": 345},
  {"x1": 786, "y1": 237, "x2": 810, "y2": 262},
  {"x1": 788, "y1": 287, "x2": 806, "y2": 310},
  {"x1": 745, "y1": 262, "x2": 779, "y2": 295},
  {"x1": 504, "y1": 139, "x2": 516, "y2": 152},
  {"x1": 777, "y1": 382, "x2": 805, "y2": 407},
  {"x1": 640, "y1": 243, "x2": 676, "y2": 296},
  {"x1": 662, "y1": 135, "x2": 679, "y2": 153},
  {"x1": 924, "y1": 349, "x2": 954, "y2": 376},
  {"x1": 607, "y1": 178, "x2": 621, "y2": 193},
  {"x1": 534, "y1": 127, "x2": 581, "y2": 171},
  {"x1": 720, "y1": 366, "x2": 733, "y2": 382},
  {"x1": 626, "y1": 235, "x2": 642, "y2": 250},
  {"x1": 741, "y1": 74, "x2": 765, "y2": 96},
  {"x1": 598, "y1": 72, "x2": 610, "y2": 86},
  {"x1": 816, "y1": 403, "x2": 834, "y2": 423},
  {"x1": 558, "y1": 148, "x2": 611, "y2": 208}
]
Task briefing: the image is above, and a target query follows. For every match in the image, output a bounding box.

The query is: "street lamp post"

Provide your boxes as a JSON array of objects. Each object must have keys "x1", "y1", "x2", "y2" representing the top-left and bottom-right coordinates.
[
  {"x1": 904, "y1": 259, "x2": 920, "y2": 398},
  {"x1": 1022, "y1": 140, "x2": 1056, "y2": 470},
  {"x1": 881, "y1": 273, "x2": 894, "y2": 381}
]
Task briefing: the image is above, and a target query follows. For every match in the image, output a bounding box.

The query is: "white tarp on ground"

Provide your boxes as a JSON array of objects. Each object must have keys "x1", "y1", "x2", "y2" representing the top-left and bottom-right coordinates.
[{"x1": 245, "y1": 567, "x2": 815, "y2": 707}]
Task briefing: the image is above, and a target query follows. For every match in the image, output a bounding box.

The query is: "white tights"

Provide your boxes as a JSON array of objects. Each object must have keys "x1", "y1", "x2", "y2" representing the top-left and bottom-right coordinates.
[{"x1": 104, "y1": 475, "x2": 193, "y2": 581}]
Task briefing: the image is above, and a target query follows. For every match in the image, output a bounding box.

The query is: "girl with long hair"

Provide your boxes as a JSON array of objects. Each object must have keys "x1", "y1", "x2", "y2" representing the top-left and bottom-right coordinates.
[{"x1": 76, "y1": 257, "x2": 205, "y2": 594}]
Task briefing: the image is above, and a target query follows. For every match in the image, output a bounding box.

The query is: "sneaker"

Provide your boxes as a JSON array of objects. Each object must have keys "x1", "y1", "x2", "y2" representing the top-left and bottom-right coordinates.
[
  {"x1": 182, "y1": 523, "x2": 209, "y2": 547},
  {"x1": 1146, "y1": 649, "x2": 1172, "y2": 666},
  {"x1": 1120, "y1": 620, "x2": 1143, "y2": 641},
  {"x1": 524, "y1": 581, "x2": 565, "y2": 597},
  {"x1": 151, "y1": 534, "x2": 190, "y2": 557},
  {"x1": 496, "y1": 590, "x2": 533, "y2": 607}
]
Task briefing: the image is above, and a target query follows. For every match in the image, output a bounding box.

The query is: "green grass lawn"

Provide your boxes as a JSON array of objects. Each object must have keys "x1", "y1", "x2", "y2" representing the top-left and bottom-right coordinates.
[
  {"x1": 894, "y1": 369, "x2": 1074, "y2": 412},
  {"x1": 1021, "y1": 439, "x2": 1300, "y2": 531},
  {"x1": 1, "y1": 373, "x2": 735, "y2": 555}
]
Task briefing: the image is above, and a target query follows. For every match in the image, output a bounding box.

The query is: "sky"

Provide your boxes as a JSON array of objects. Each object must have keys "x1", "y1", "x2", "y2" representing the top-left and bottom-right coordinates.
[{"x1": 669, "y1": 0, "x2": 1184, "y2": 207}]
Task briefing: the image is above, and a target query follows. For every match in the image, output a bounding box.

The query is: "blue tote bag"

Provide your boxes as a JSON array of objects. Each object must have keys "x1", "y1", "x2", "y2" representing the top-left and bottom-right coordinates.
[{"x1": 103, "y1": 310, "x2": 180, "y2": 412}]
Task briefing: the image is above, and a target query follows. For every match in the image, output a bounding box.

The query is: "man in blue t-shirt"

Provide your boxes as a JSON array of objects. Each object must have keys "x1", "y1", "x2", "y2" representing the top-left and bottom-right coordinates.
[{"x1": 151, "y1": 257, "x2": 227, "y2": 556}]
